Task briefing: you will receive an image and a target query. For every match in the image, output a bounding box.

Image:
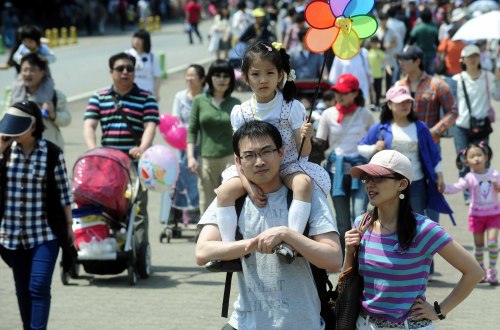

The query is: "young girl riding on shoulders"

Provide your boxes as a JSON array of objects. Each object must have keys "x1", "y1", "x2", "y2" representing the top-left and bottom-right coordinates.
[
  {"x1": 441, "y1": 141, "x2": 500, "y2": 285},
  {"x1": 216, "y1": 41, "x2": 331, "y2": 263}
]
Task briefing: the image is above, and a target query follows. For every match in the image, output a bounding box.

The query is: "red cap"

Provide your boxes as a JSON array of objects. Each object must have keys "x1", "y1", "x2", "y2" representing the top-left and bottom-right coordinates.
[{"x1": 330, "y1": 74, "x2": 359, "y2": 93}]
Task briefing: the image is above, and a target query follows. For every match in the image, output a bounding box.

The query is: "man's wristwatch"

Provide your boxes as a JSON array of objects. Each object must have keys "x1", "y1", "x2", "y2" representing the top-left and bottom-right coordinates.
[{"x1": 433, "y1": 301, "x2": 446, "y2": 320}]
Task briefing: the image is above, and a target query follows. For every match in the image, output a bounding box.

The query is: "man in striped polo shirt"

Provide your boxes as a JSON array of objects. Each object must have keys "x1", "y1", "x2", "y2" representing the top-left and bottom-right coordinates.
[{"x1": 83, "y1": 52, "x2": 160, "y2": 253}]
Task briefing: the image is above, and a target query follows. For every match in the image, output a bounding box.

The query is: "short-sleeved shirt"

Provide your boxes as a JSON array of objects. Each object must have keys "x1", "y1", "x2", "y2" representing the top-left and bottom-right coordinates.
[
  {"x1": 0, "y1": 139, "x2": 73, "y2": 250},
  {"x1": 84, "y1": 84, "x2": 160, "y2": 153},
  {"x1": 126, "y1": 49, "x2": 162, "y2": 94},
  {"x1": 199, "y1": 186, "x2": 337, "y2": 329},
  {"x1": 355, "y1": 213, "x2": 452, "y2": 323}
]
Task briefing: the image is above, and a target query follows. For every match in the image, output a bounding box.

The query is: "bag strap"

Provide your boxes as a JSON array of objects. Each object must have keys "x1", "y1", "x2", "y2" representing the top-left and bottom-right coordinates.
[
  {"x1": 352, "y1": 212, "x2": 373, "y2": 269},
  {"x1": 485, "y1": 72, "x2": 492, "y2": 104},
  {"x1": 221, "y1": 189, "x2": 294, "y2": 318},
  {"x1": 112, "y1": 95, "x2": 141, "y2": 146},
  {"x1": 461, "y1": 74, "x2": 473, "y2": 116}
]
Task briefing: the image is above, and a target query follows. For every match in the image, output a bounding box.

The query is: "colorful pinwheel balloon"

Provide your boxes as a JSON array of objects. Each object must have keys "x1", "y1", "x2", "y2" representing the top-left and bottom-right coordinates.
[{"x1": 305, "y1": 0, "x2": 378, "y2": 59}]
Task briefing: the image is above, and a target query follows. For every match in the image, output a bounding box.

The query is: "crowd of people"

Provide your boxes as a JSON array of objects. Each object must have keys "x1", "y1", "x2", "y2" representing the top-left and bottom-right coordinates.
[{"x1": 0, "y1": 0, "x2": 500, "y2": 329}]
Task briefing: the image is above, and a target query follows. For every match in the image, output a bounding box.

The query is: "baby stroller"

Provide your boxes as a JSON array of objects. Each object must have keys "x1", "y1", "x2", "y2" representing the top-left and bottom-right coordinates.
[{"x1": 61, "y1": 148, "x2": 149, "y2": 286}]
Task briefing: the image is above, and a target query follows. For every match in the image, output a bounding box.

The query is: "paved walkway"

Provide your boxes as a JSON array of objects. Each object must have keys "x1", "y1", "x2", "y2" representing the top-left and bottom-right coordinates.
[{"x1": 0, "y1": 67, "x2": 499, "y2": 329}]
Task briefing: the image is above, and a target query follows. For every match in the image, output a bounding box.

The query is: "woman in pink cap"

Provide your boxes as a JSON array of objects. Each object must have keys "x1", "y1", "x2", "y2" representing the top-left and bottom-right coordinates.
[
  {"x1": 344, "y1": 149, "x2": 483, "y2": 329},
  {"x1": 316, "y1": 73, "x2": 374, "y2": 254},
  {"x1": 358, "y1": 85, "x2": 454, "y2": 277}
]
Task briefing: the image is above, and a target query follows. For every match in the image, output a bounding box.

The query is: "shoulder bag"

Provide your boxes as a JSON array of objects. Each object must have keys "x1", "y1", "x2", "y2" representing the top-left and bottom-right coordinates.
[
  {"x1": 329, "y1": 212, "x2": 372, "y2": 330},
  {"x1": 461, "y1": 74, "x2": 493, "y2": 140}
]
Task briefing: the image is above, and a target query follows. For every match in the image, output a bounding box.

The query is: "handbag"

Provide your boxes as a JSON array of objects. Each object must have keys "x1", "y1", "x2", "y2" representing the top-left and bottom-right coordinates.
[
  {"x1": 328, "y1": 213, "x2": 372, "y2": 330},
  {"x1": 461, "y1": 74, "x2": 493, "y2": 140}
]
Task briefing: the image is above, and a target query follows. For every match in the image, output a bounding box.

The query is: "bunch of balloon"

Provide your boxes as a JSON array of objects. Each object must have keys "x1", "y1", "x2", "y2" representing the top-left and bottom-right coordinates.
[
  {"x1": 158, "y1": 114, "x2": 187, "y2": 150},
  {"x1": 138, "y1": 145, "x2": 179, "y2": 193}
]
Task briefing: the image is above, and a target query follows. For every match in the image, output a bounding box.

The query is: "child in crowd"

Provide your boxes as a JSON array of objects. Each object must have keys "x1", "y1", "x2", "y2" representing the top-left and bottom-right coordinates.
[
  {"x1": 12, "y1": 25, "x2": 56, "y2": 65},
  {"x1": 10, "y1": 25, "x2": 56, "y2": 117},
  {"x1": 215, "y1": 41, "x2": 331, "y2": 264},
  {"x1": 367, "y1": 36, "x2": 386, "y2": 110},
  {"x1": 441, "y1": 141, "x2": 500, "y2": 285}
]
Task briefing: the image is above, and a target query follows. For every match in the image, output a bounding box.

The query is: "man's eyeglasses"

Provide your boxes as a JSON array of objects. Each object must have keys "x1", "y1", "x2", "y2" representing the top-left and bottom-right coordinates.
[
  {"x1": 213, "y1": 73, "x2": 230, "y2": 79},
  {"x1": 113, "y1": 65, "x2": 135, "y2": 73},
  {"x1": 239, "y1": 148, "x2": 277, "y2": 164},
  {"x1": 360, "y1": 175, "x2": 398, "y2": 184}
]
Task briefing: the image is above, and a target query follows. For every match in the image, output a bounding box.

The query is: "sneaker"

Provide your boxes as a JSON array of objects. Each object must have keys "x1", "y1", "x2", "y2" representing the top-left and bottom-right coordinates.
[
  {"x1": 274, "y1": 243, "x2": 296, "y2": 264},
  {"x1": 205, "y1": 259, "x2": 242, "y2": 272},
  {"x1": 486, "y1": 268, "x2": 499, "y2": 286}
]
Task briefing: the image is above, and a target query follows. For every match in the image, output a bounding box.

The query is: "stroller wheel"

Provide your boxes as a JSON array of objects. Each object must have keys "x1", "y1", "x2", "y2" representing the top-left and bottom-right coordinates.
[
  {"x1": 137, "y1": 243, "x2": 152, "y2": 279},
  {"x1": 61, "y1": 269, "x2": 70, "y2": 286},
  {"x1": 128, "y1": 265, "x2": 137, "y2": 285},
  {"x1": 159, "y1": 232, "x2": 166, "y2": 243},
  {"x1": 69, "y1": 263, "x2": 80, "y2": 279}
]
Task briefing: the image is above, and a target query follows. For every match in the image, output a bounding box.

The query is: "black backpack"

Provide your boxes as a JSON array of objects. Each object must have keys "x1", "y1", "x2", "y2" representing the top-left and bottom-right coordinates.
[{"x1": 221, "y1": 190, "x2": 336, "y2": 329}]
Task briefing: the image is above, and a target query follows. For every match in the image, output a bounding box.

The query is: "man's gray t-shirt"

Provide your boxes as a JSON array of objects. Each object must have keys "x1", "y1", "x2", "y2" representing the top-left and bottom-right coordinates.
[{"x1": 199, "y1": 186, "x2": 338, "y2": 329}]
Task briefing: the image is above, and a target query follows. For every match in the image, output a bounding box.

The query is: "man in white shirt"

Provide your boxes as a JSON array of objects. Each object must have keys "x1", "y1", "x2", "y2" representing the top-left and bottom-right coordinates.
[{"x1": 196, "y1": 120, "x2": 342, "y2": 330}]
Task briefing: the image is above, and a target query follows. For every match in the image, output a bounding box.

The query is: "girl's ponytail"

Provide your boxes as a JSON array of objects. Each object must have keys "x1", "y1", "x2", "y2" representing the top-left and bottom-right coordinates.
[{"x1": 278, "y1": 47, "x2": 297, "y2": 103}]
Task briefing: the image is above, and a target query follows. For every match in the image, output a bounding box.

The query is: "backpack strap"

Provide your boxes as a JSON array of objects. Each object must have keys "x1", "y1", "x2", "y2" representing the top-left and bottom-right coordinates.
[{"x1": 221, "y1": 189, "x2": 293, "y2": 318}]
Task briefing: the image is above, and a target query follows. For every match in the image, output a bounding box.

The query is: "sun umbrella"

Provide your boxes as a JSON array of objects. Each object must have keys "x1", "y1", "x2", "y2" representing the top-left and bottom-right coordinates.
[
  {"x1": 452, "y1": 10, "x2": 500, "y2": 41},
  {"x1": 467, "y1": 0, "x2": 499, "y2": 14}
]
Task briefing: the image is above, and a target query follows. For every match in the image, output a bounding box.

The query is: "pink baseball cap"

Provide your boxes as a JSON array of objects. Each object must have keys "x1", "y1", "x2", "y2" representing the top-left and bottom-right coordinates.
[
  {"x1": 330, "y1": 74, "x2": 359, "y2": 93},
  {"x1": 385, "y1": 86, "x2": 414, "y2": 103},
  {"x1": 350, "y1": 149, "x2": 413, "y2": 182}
]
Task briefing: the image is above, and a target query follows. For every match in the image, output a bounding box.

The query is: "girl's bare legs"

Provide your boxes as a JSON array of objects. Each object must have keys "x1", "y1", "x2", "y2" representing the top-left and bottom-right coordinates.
[{"x1": 473, "y1": 232, "x2": 486, "y2": 282}]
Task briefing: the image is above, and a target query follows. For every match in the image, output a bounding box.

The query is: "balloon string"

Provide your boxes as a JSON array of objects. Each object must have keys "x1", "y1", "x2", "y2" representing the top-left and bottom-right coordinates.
[{"x1": 297, "y1": 52, "x2": 329, "y2": 161}]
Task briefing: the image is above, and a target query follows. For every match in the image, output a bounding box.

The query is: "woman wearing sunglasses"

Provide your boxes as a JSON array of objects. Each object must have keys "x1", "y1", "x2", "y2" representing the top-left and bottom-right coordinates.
[
  {"x1": 187, "y1": 60, "x2": 241, "y2": 214},
  {"x1": 344, "y1": 149, "x2": 483, "y2": 330},
  {"x1": 358, "y1": 86, "x2": 454, "y2": 278}
]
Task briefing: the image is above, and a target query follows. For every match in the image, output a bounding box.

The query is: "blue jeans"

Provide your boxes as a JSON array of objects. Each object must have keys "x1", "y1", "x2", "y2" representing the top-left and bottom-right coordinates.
[
  {"x1": 411, "y1": 178, "x2": 440, "y2": 222},
  {"x1": 423, "y1": 53, "x2": 436, "y2": 75},
  {"x1": 5, "y1": 239, "x2": 59, "y2": 330},
  {"x1": 331, "y1": 174, "x2": 368, "y2": 255}
]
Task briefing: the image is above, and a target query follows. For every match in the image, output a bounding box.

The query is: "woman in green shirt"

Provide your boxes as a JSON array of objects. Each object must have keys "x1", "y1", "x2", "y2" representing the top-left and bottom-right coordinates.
[{"x1": 187, "y1": 60, "x2": 241, "y2": 213}]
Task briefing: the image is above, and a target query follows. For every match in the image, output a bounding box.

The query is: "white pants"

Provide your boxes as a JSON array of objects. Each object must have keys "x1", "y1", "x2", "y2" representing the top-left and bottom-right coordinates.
[{"x1": 356, "y1": 315, "x2": 435, "y2": 330}]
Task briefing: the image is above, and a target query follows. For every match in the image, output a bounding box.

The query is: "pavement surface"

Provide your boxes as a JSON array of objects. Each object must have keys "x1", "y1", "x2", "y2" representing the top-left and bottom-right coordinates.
[{"x1": 1, "y1": 23, "x2": 500, "y2": 330}]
